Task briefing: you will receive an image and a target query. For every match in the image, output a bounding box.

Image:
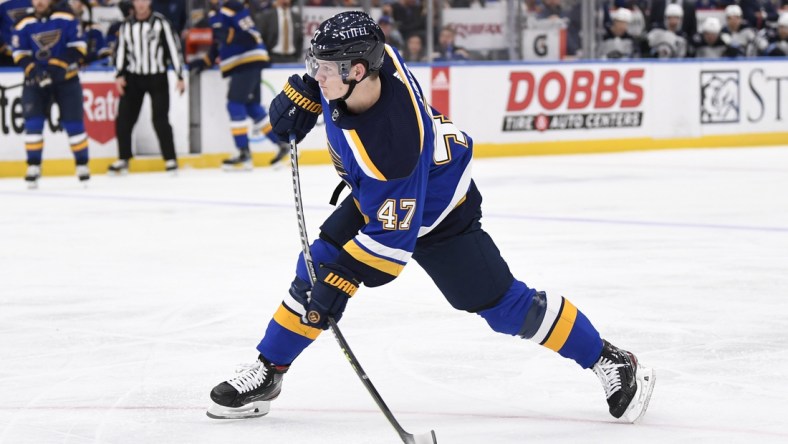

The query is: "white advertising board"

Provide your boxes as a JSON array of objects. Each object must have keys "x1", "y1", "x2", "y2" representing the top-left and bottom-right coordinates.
[{"x1": 0, "y1": 69, "x2": 189, "y2": 162}]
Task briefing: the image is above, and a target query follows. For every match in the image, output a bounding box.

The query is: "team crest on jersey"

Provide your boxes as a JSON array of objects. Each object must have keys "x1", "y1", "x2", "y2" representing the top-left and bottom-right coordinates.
[
  {"x1": 328, "y1": 142, "x2": 347, "y2": 176},
  {"x1": 32, "y1": 29, "x2": 62, "y2": 60},
  {"x1": 8, "y1": 7, "x2": 31, "y2": 22},
  {"x1": 331, "y1": 108, "x2": 339, "y2": 122}
]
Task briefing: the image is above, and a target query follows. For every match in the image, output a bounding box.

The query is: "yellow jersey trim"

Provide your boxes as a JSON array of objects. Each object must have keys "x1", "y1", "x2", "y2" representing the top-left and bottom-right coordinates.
[
  {"x1": 384, "y1": 45, "x2": 424, "y2": 152},
  {"x1": 220, "y1": 54, "x2": 270, "y2": 73},
  {"x1": 343, "y1": 239, "x2": 403, "y2": 277}
]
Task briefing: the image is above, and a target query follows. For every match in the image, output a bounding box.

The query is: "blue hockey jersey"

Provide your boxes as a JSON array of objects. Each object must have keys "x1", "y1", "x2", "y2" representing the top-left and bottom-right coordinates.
[
  {"x1": 324, "y1": 45, "x2": 481, "y2": 288},
  {"x1": 12, "y1": 6, "x2": 86, "y2": 78},
  {"x1": 205, "y1": 0, "x2": 270, "y2": 76},
  {"x1": 0, "y1": 0, "x2": 31, "y2": 56}
]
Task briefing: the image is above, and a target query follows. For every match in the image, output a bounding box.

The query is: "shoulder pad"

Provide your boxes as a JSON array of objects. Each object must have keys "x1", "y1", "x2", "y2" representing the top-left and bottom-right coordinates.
[
  {"x1": 221, "y1": 1, "x2": 244, "y2": 14},
  {"x1": 14, "y1": 15, "x2": 36, "y2": 31},
  {"x1": 50, "y1": 9, "x2": 76, "y2": 21}
]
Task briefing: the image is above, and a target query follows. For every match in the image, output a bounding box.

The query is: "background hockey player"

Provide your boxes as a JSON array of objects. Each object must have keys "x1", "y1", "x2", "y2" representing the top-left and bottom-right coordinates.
[
  {"x1": 756, "y1": 12, "x2": 788, "y2": 56},
  {"x1": 646, "y1": 3, "x2": 688, "y2": 58},
  {"x1": 12, "y1": 0, "x2": 89, "y2": 188},
  {"x1": 206, "y1": 11, "x2": 655, "y2": 426},
  {"x1": 68, "y1": 0, "x2": 110, "y2": 65},
  {"x1": 188, "y1": 0, "x2": 288, "y2": 171},
  {"x1": 0, "y1": 0, "x2": 31, "y2": 66},
  {"x1": 720, "y1": 5, "x2": 757, "y2": 58},
  {"x1": 691, "y1": 17, "x2": 739, "y2": 58},
  {"x1": 597, "y1": 8, "x2": 640, "y2": 59}
]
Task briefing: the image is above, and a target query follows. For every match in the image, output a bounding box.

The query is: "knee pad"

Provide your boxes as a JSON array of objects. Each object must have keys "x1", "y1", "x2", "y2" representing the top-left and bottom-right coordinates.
[
  {"x1": 295, "y1": 238, "x2": 340, "y2": 284},
  {"x1": 25, "y1": 117, "x2": 45, "y2": 134},
  {"x1": 226, "y1": 101, "x2": 247, "y2": 121},
  {"x1": 246, "y1": 102, "x2": 266, "y2": 122},
  {"x1": 477, "y1": 280, "x2": 537, "y2": 336},
  {"x1": 60, "y1": 120, "x2": 85, "y2": 136}
]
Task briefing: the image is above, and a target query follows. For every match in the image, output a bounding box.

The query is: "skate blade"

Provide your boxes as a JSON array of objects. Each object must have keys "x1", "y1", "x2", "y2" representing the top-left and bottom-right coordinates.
[
  {"x1": 622, "y1": 365, "x2": 656, "y2": 423},
  {"x1": 26, "y1": 180, "x2": 39, "y2": 190},
  {"x1": 221, "y1": 164, "x2": 254, "y2": 172},
  {"x1": 108, "y1": 170, "x2": 128, "y2": 177},
  {"x1": 206, "y1": 400, "x2": 271, "y2": 419}
]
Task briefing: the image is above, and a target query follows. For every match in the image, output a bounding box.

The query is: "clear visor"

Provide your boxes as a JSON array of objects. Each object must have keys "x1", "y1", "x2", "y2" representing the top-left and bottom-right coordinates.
[{"x1": 305, "y1": 50, "x2": 346, "y2": 81}]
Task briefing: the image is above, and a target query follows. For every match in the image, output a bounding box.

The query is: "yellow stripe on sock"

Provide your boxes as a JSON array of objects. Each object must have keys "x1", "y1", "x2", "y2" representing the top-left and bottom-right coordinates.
[
  {"x1": 272, "y1": 304, "x2": 322, "y2": 340},
  {"x1": 542, "y1": 298, "x2": 578, "y2": 352}
]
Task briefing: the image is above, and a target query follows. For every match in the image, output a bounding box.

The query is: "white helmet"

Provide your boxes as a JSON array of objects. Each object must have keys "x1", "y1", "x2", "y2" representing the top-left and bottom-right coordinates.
[
  {"x1": 665, "y1": 3, "x2": 684, "y2": 18},
  {"x1": 779, "y1": 12, "x2": 788, "y2": 28},
  {"x1": 611, "y1": 8, "x2": 632, "y2": 24},
  {"x1": 701, "y1": 17, "x2": 722, "y2": 34},
  {"x1": 724, "y1": 5, "x2": 742, "y2": 17}
]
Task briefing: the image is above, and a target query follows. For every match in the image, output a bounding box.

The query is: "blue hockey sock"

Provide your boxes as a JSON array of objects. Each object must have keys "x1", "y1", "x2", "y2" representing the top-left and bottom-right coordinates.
[
  {"x1": 478, "y1": 280, "x2": 603, "y2": 369},
  {"x1": 62, "y1": 120, "x2": 89, "y2": 165},
  {"x1": 227, "y1": 101, "x2": 249, "y2": 150},
  {"x1": 24, "y1": 117, "x2": 45, "y2": 165}
]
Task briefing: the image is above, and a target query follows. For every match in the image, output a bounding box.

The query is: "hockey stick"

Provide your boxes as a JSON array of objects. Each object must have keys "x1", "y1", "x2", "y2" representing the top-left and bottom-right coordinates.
[
  {"x1": 288, "y1": 134, "x2": 437, "y2": 444},
  {"x1": 0, "y1": 82, "x2": 24, "y2": 91}
]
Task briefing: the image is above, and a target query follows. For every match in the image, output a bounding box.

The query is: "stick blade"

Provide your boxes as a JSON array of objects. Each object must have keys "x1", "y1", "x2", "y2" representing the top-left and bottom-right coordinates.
[{"x1": 405, "y1": 430, "x2": 437, "y2": 444}]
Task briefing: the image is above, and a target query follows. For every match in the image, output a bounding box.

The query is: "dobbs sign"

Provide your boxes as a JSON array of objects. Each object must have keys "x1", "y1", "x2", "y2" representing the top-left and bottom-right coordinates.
[{"x1": 502, "y1": 68, "x2": 645, "y2": 132}]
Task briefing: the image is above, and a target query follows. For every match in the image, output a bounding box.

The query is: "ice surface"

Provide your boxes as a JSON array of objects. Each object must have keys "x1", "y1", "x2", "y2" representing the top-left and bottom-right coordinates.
[{"x1": 1, "y1": 147, "x2": 787, "y2": 443}]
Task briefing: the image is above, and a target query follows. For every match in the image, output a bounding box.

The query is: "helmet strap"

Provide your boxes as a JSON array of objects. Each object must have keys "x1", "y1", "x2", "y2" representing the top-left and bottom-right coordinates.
[{"x1": 339, "y1": 79, "x2": 358, "y2": 102}]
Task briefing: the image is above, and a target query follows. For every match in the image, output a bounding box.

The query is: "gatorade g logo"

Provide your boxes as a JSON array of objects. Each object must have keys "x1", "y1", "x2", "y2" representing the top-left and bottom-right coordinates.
[
  {"x1": 534, "y1": 35, "x2": 548, "y2": 57},
  {"x1": 307, "y1": 310, "x2": 321, "y2": 324},
  {"x1": 82, "y1": 83, "x2": 119, "y2": 144}
]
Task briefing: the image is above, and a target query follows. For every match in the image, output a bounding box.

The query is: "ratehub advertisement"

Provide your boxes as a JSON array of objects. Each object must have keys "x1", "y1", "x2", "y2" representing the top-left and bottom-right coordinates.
[{"x1": 501, "y1": 67, "x2": 645, "y2": 132}]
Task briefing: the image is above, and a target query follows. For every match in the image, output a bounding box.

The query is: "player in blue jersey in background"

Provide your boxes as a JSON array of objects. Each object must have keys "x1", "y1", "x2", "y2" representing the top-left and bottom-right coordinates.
[
  {"x1": 12, "y1": 0, "x2": 89, "y2": 188},
  {"x1": 189, "y1": 0, "x2": 288, "y2": 170},
  {"x1": 206, "y1": 12, "x2": 655, "y2": 424},
  {"x1": 68, "y1": 0, "x2": 110, "y2": 65},
  {"x1": 0, "y1": 0, "x2": 31, "y2": 66}
]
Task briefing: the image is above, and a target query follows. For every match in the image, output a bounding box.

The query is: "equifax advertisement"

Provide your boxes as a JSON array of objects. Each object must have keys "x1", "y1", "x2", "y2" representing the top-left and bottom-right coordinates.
[{"x1": 0, "y1": 69, "x2": 188, "y2": 162}]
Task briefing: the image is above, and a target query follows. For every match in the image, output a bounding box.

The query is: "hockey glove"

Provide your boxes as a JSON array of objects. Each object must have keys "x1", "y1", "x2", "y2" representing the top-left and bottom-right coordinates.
[
  {"x1": 270, "y1": 74, "x2": 322, "y2": 143},
  {"x1": 302, "y1": 263, "x2": 359, "y2": 330},
  {"x1": 24, "y1": 64, "x2": 48, "y2": 86}
]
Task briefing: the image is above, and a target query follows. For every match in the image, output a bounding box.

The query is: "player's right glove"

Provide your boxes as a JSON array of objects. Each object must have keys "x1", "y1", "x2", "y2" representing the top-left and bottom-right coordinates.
[
  {"x1": 302, "y1": 263, "x2": 359, "y2": 330},
  {"x1": 24, "y1": 63, "x2": 50, "y2": 87},
  {"x1": 269, "y1": 74, "x2": 322, "y2": 143}
]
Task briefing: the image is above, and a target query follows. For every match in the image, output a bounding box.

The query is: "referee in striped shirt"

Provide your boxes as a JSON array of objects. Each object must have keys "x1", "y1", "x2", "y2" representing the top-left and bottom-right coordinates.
[{"x1": 109, "y1": 0, "x2": 184, "y2": 175}]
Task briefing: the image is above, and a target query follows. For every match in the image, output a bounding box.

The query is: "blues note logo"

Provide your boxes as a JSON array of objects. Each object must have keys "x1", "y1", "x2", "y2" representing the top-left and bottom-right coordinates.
[
  {"x1": 700, "y1": 71, "x2": 740, "y2": 124},
  {"x1": 31, "y1": 29, "x2": 62, "y2": 60}
]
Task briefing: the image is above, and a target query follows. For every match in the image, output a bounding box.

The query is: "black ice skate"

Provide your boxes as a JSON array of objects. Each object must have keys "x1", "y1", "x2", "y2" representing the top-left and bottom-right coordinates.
[
  {"x1": 165, "y1": 159, "x2": 178, "y2": 175},
  {"x1": 206, "y1": 355, "x2": 289, "y2": 419},
  {"x1": 107, "y1": 159, "x2": 129, "y2": 176},
  {"x1": 269, "y1": 141, "x2": 289, "y2": 167},
  {"x1": 25, "y1": 165, "x2": 41, "y2": 189},
  {"x1": 222, "y1": 150, "x2": 253, "y2": 172},
  {"x1": 76, "y1": 165, "x2": 90, "y2": 184},
  {"x1": 592, "y1": 340, "x2": 655, "y2": 423}
]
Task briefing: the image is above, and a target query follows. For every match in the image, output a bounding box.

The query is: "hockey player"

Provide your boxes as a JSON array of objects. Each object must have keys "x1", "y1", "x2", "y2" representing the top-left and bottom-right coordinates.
[
  {"x1": 206, "y1": 12, "x2": 656, "y2": 425},
  {"x1": 188, "y1": 0, "x2": 288, "y2": 171},
  {"x1": 0, "y1": 0, "x2": 31, "y2": 66},
  {"x1": 646, "y1": 3, "x2": 688, "y2": 58},
  {"x1": 756, "y1": 12, "x2": 788, "y2": 57},
  {"x1": 597, "y1": 8, "x2": 640, "y2": 59},
  {"x1": 691, "y1": 17, "x2": 739, "y2": 58},
  {"x1": 68, "y1": 0, "x2": 110, "y2": 65},
  {"x1": 720, "y1": 4, "x2": 757, "y2": 57},
  {"x1": 12, "y1": 0, "x2": 89, "y2": 188}
]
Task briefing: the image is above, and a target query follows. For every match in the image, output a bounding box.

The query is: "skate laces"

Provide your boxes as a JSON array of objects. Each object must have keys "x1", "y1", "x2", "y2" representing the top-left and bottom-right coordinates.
[
  {"x1": 593, "y1": 357, "x2": 625, "y2": 399},
  {"x1": 227, "y1": 361, "x2": 268, "y2": 394}
]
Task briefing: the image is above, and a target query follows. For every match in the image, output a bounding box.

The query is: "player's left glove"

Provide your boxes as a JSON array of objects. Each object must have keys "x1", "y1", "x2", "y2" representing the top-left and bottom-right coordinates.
[
  {"x1": 269, "y1": 74, "x2": 322, "y2": 143},
  {"x1": 302, "y1": 263, "x2": 359, "y2": 330}
]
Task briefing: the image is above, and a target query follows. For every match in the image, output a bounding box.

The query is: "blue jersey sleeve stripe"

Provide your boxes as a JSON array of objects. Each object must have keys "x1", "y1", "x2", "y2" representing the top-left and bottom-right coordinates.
[
  {"x1": 343, "y1": 239, "x2": 405, "y2": 277},
  {"x1": 384, "y1": 44, "x2": 424, "y2": 150},
  {"x1": 354, "y1": 233, "x2": 412, "y2": 263}
]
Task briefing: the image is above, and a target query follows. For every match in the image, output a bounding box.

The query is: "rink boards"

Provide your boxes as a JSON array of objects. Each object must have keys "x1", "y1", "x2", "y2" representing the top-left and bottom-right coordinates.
[{"x1": 1, "y1": 58, "x2": 787, "y2": 177}]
